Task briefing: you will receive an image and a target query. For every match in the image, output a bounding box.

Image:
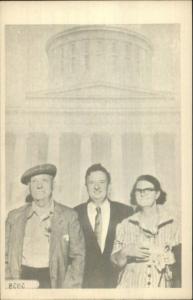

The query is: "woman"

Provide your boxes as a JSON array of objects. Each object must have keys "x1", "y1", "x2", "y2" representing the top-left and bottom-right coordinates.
[{"x1": 111, "y1": 175, "x2": 181, "y2": 288}]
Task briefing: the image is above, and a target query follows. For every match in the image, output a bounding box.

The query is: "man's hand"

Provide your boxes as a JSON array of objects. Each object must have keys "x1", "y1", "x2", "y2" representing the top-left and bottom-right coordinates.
[
  {"x1": 121, "y1": 243, "x2": 151, "y2": 261},
  {"x1": 111, "y1": 243, "x2": 151, "y2": 268}
]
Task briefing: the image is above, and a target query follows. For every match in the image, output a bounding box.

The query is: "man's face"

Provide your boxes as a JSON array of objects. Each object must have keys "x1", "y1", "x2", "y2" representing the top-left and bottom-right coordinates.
[
  {"x1": 86, "y1": 170, "x2": 109, "y2": 205},
  {"x1": 29, "y1": 174, "x2": 53, "y2": 208}
]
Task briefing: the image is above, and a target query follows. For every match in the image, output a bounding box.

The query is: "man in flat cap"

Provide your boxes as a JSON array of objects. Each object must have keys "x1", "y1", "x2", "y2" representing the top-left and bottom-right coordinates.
[{"x1": 5, "y1": 163, "x2": 85, "y2": 288}]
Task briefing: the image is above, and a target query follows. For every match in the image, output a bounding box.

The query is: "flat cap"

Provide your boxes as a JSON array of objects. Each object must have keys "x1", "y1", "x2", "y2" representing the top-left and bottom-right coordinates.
[{"x1": 21, "y1": 163, "x2": 57, "y2": 185}]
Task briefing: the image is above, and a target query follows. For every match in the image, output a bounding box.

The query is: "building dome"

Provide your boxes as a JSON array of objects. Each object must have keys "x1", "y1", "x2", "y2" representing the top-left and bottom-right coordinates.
[{"x1": 46, "y1": 26, "x2": 153, "y2": 91}]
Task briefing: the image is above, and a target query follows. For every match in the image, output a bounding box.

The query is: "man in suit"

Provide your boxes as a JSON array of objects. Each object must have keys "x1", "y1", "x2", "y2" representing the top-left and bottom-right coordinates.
[
  {"x1": 75, "y1": 163, "x2": 133, "y2": 288},
  {"x1": 5, "y1": 163, "x2": 85, "y2": 288}
]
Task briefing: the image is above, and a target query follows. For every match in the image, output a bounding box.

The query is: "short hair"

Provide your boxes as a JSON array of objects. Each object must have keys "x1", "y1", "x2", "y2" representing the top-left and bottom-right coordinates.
[
  {"x1": 85, "y1": 163, "x2": 111, "y2": 184},
  {"x1": 130, "y1": 174, "x2": 167, "y2": 206}
]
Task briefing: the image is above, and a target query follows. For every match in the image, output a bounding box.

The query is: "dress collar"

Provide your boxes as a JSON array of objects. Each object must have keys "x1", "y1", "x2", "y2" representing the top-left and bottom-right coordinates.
[{"x1": 128, "y1": 205, "x2": 174, "y2": 233}]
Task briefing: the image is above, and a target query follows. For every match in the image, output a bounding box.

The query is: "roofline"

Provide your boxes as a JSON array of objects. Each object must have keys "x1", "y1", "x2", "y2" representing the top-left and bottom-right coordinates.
[{"x1": 46, "y1": 25, "x2": 153, "y2": 53}]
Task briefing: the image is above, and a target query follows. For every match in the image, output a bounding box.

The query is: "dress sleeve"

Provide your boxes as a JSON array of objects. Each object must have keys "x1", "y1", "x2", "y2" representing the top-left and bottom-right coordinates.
[{"x1": 111, "y1": 220, "x2": 127, "y2": 255}]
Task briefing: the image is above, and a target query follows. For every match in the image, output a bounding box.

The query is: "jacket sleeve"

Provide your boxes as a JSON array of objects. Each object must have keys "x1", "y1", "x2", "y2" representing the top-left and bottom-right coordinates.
[{"x1": 63, "y1": 211, "x2": 85, "y2": 288}]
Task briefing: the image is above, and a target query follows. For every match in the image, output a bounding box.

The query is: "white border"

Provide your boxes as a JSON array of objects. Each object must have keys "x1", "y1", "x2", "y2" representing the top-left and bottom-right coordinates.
[{"x1": 0, "y1": 1, "x2": 192, "y2": 299}]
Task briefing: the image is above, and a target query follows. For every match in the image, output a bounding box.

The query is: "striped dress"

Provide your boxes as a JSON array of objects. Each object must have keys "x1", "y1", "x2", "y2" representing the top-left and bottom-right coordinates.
[{"x1": 112, "y1": 205, "x2": 180, "y2": 288}]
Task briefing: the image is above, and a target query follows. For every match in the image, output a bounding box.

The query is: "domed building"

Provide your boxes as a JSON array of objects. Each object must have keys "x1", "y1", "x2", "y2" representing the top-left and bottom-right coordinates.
[
  {"x1": 46, "y1": 26, "x2": 153, "y2": 90},
  {"x1": 6, "y1": 25, "x2": 180, "y2": 210}
]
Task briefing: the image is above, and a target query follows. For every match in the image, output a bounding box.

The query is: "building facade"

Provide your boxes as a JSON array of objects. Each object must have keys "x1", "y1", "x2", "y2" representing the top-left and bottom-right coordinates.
[{"x1": 6, "y1": 26, "x2": 180, "y2": 212}]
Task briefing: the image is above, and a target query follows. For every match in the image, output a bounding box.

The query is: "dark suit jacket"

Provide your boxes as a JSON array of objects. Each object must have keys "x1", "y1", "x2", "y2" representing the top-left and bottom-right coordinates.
[
  {"x1": 5, "y1": 201, "x2": 85, "y2": 288},
  {"x1": 75, "y1": 200, "x2": 133, "y2": 288}
]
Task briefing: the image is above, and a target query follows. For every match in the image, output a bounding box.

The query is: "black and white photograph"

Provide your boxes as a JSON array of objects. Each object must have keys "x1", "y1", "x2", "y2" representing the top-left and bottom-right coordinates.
[{"x1": 0, "y1": 1, "x2": 192, "y2": 300}]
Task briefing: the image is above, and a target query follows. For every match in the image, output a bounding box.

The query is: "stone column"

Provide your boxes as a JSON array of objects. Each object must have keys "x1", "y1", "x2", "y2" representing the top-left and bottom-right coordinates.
[
  {"x1": 130, "y1": 43, "x2": 137, "y2": 87},
  {"x1": 147, "y1": 51, "x2": 152, "y2": 89},
  {"x1": 142, "y1": 133, "x2": 155, "y2": 175},
  {"x1": 47, "y1": 132, "x2": 61, "y2": 193},
  {"x1": 10, "y1": 133, "x2": 28, "y2": 208},
  {"x1": 139, "y1": 47, "x2": 146, "y2": 89},
  {"x1": 125, "y1": 42, "x2": 132, "y2": 83},
  {"x1": 79, "y1": 134, "x2": 92, "y2": 202},
  {"x1": 111, "y1": 134, "x2": 124, "y2": 202}
]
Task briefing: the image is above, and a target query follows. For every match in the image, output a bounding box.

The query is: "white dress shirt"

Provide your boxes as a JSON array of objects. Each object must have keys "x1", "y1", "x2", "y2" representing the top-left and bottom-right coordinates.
[{"x1": 87, "y1": 199, "x2": 110, "y2": 252}]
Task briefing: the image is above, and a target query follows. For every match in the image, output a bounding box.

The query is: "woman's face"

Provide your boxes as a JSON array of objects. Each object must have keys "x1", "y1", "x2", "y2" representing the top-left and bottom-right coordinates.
[{"x1": 135, "y1": 180, "x2": 160, "y2": 208}]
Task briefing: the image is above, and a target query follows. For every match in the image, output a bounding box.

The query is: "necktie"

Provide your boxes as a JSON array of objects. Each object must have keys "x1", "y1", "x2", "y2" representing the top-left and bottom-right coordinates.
[{"x1": 94, "y1": 207, "x2": 102, "y2": 249}]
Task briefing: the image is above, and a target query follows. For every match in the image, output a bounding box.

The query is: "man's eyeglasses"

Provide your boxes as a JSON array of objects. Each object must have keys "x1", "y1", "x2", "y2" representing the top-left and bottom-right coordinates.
[{"x1": 135, "y1": 188, "x2": 156, "y2": 195}]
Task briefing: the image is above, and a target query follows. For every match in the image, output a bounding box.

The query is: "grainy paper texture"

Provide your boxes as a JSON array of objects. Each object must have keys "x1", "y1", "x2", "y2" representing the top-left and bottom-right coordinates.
[{"x1": 0, "y1": 1, "x2": 192, "y2": 299}]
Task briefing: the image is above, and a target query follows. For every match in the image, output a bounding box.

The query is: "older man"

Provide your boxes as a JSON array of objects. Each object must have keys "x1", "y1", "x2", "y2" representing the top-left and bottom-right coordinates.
[
  {"x1": 75, "y1": 163, "x2": 133, "y2": 288},
  {"x1": 5, "y1": 163, "x2": 85, "y2": 288}
]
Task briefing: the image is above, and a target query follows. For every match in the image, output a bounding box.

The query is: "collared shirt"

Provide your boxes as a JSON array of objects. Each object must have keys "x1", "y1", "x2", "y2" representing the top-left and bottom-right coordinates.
[
  {"x1": 87, "y1": 199, "x2": 110, "y2": 252},
  {"x1": 22, "y1": 200, "x2": 54, "y2": 268},
  {"x1": 112, "y1": 205, "x2": 180, "y2": 288}
]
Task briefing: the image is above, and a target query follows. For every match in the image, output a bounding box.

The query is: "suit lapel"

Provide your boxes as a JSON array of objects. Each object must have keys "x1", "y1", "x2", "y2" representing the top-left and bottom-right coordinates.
[
  {"x1": 103, "y1": 201, "x2": 117, "y2": 255},
  {"x1": 13, "y1": 205, "x2": 32, "y2": 268},
  {"x1": 83, "y1": 200, "x2": 117, "y2": 256},
  {"x1": 49, "y1": 202, "x2": 65, "y2": 261}
]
